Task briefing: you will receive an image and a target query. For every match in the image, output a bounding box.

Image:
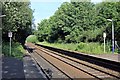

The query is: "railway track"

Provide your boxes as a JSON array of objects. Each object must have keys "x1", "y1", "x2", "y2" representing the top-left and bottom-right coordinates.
[
  {"x1": 26, "y1": 46, "x2": 70, "y2": 79},
  {"x1": 36, "y1": 44, "x2": 120, "y2": 72},
  {"x1": 26, "y1": 43, "x2": 120, "y2": 80}
]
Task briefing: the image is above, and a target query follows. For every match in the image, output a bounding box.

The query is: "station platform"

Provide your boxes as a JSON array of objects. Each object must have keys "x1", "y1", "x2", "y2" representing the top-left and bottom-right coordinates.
[
  {"x1": 2, "y1": 55, "x2": 46, "y2": 80},
  {"x1": 91, "y1": 54, "x2": 120, "y2": 63}
]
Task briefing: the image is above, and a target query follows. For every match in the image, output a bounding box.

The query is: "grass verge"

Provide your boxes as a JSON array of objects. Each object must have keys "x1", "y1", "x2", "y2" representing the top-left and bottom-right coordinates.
[
  {"x1": 2, "y1": 42, "x2": 25, "y2": 59},
  {"x1": 38, "y1": 42, "x2": 118, "y2": 55},
  {"x1": 26, "y1": 35, "x2": 38, "y2": 43}
]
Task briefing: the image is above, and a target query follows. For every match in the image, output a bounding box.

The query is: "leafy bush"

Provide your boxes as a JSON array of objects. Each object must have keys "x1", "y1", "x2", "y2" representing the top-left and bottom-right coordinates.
[
  {"x1": 26, "y1": 35, "x2": 38, "y2": 43},
  {"x1": 2, "y1": 42, "x2": 25, "y2": 59},
  {"x1": 76, "y1": 42, "x2": 111, "y2": 54}
]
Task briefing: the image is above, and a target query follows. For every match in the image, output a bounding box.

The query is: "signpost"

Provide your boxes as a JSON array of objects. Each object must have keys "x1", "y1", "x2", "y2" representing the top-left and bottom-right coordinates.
[
  {"x1": 103, "y1": 33, "x2": 106, "y2": 53},
  {"x1": 8, "y1": 32, "x2": 12, "y2": 56}
]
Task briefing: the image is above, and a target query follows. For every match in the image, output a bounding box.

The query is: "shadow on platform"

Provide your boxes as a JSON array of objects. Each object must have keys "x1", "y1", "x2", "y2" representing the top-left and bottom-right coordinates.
[{"x1": 2, "y1": 56, "x2": 25, "y2": 80}]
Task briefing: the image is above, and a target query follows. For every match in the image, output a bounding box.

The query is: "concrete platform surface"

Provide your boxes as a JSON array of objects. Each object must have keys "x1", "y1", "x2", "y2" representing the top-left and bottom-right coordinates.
[
  {"x1": 94, "y1": 54, "x2": 120, "y2": 63},
  {"x1": 2, "y1": 55, "x2": 46, "y2": 80}
]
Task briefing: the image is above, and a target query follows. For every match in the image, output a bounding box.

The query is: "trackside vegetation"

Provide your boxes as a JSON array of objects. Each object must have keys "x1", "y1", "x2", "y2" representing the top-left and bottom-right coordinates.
[
  {"x1": 26, "y1": 35, "x2": 38, "y2": 43},
  {"x1": 34, "y1": 2, "x2": 120, "y2": 43},
  {"x1": 2, "y1": 42, "x2": 25, "y2": 59},
  {"x1": 34, "y1": 1, "x2": 120, "y2": 54},
  {"x1": 2, "y1": 1, "x2": 33, "y2": 58},
  {"x1": 38, "y1": 42, "x2": 117, "y2": 54}
]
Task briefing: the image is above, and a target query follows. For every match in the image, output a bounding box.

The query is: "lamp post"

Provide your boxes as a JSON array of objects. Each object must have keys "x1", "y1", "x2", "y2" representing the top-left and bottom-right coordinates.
[
  {"x1": 0, "y1": 15, "x2": 6, "y2": 30},
  {"x1": 0, "y1": 15, "x2": 6, "y2": 29},
  {"x1": 107, "y1": 19, "x2": 114, "y2": 54},
  {"x1": 0, "y1": 14, "x2": 6, "y2": 58}
]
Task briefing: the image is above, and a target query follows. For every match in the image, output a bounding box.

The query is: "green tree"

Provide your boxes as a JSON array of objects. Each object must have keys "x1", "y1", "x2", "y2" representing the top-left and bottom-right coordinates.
[
  {"x1": 2, "y1": 1, "x2": 33, "y2": 45},
  {"x1": 94, "y1": 2, "x2": 119, "y2": 42},
  {"x1": 36, "y1": 1, "x2": 120, "y2": 46}
]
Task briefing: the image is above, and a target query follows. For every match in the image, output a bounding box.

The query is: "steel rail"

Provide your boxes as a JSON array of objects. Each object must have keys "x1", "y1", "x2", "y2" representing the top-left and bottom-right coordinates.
[
  {"x1": 26, "y1": 49, "x2": 50, "y2": 80},
  {"x1": 36, "y1": 44, "x2": 120, "y2": 72},
  {"x1": 33, "y1": 51, "x2": 73, "y2": 80},
  {"x1": 38, "y1": 46, "x2": 120, "y2": 79}
]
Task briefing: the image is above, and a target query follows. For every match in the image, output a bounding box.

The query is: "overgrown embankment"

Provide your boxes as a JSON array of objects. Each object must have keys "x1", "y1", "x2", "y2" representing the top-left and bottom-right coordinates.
[
  {"x1": 38, "y1": 42, "x2": 119, "y2": 55},
  {"x1": 2, "y1": 1, "x2": 33, "y2": 59},
  {"x1": 2, "y1": 42, "x2": 25, "y2": 59},
  {"x1": 34, "y1": 2, "x2": 120, "y2": 54}
]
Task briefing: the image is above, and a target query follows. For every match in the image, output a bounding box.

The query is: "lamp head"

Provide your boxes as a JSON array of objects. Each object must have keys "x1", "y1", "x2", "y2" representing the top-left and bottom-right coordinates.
[
  {"x1": 0, "y1": 15, "x2": 6, "y2": 18},
  {"x1": 107, "y1": 19, "x2": 112, "y2": 22}
]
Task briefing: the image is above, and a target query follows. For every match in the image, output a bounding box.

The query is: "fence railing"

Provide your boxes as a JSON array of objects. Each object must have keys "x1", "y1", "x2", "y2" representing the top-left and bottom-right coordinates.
[{"x1": 115, "y1": 41, "x2": 120, "y2": 51}]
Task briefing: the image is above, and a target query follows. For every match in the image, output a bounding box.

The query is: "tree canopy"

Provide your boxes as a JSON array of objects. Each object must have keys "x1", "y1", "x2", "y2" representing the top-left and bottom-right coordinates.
[
  {"x1": 2, "y1": 1, "x2": 33, "y2": 45},
  {"x1": 35, "y1": 1, "x2": 120, "y2": 45}
]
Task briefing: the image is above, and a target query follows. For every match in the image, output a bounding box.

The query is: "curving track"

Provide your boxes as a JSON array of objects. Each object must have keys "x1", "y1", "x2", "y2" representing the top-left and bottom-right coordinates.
[{"x1": 26, "y1": 43, "x2": 120, "y2": 80}]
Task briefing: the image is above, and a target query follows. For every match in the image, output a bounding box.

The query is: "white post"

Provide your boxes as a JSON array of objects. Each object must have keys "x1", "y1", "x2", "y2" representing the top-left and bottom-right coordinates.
[
  {"x1": 10, "y1": 37, "x2": 11, "y2": 56},
  {"x1": 104, "y1": 37, "x2": 106, "y2": 53},
  {"x1": 103, "y1": 33, "x2": 106, "y2": 53}
]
